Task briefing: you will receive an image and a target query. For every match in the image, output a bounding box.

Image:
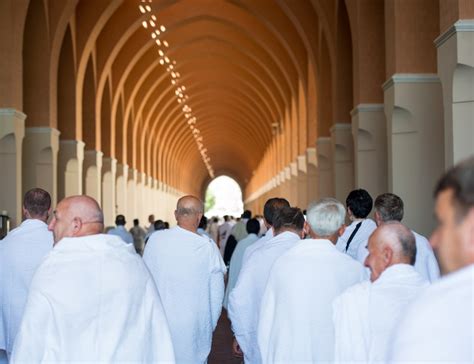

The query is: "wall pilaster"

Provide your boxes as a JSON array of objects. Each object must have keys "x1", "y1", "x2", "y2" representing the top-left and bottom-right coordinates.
[{"x1": 331, "y1": 123, "x2": 354, "y2": 203}]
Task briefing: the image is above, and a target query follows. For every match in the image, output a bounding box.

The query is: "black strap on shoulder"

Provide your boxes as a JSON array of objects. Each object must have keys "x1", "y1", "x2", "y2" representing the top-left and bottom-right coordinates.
[{"x1": 345, "y1": 221, "x2": 363, "y2": 252}]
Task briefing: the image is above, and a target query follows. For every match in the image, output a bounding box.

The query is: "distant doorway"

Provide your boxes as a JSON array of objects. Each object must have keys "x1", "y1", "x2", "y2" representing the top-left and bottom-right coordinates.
[{"x1": 205, "y1": 176, "x2": 243, "y2": 218}]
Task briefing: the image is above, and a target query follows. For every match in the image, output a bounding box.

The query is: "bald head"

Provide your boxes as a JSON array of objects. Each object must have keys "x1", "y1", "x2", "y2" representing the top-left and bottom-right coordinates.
[
  {"x1": 365, "y1": 221, "x2": 417, "y2": 281},
  {"x1": 49, "y1": 195, "x2": 104, "y2": 244},
  {"x1": 175, "y1": 195, "x2": 203, "y2": 232}
]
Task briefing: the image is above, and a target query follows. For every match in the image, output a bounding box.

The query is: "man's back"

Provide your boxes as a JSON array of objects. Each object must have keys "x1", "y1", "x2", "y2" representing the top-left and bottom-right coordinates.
[
  {"x1": 412, "y1": 231, "x2": 440, "y2": 282},
  {"x1": 389, "y1": 264, "x2": 474, "y2": 362},
  {"x1": 144, "y1": 226, "x2": 225, "y2": 363},
  {"x1": 0, "y1": 219, "x2": 53, "y2": 355},
  {"x1": 108, "y1": 225, "x2": 133, "y2": 244},
  {"x1": 11, "y1": 234, "x2": 174, "y2": 363},
  {"x1": 333, "y1": 264, "x2": 427, "y2": 362},
  {"x1": 258, "y1": 239, "x2": 366, "y2": 363}
]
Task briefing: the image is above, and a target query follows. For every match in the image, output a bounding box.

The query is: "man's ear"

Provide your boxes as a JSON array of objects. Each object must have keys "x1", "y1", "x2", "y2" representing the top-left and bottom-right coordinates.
[
  {"x1": 72, "y1": 216, "x2": 83, "y2": 235},
  {"x1": 303, "y1": 221, "x2": 310, "y2": 236},
  {"x1": 382, "y1": 245, "x2": 393, "y2": 266},
  {"x1": 22, "y1": 207, "x2": 30, "y2": 219},
  {"x1": 462, "y1": 208, "x2": 474, "y2": 262}
]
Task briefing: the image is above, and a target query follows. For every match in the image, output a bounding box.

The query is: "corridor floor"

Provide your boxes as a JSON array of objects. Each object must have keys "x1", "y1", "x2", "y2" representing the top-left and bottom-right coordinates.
[{"x1": 209, "y1": 311, "x2": 242, "y2": 364}]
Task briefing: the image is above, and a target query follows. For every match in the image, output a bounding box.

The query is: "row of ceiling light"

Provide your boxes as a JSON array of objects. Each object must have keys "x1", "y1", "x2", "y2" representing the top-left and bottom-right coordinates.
[{"x1": 138, "y1": 0, "x2": 215, "y2": 178}]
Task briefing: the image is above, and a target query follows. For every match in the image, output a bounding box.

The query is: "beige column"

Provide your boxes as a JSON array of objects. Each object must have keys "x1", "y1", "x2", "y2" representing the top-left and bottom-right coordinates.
[
  {"x1": 23, "y1": 127, "x2": 60, "y2": 206},
  {"x1": 351, "y1": 104, "x2": 387, "y2": 198},
  {"x1": 316, "y1": 137, "x2": 333, "y2": 198},
  {"x1": 115, "y1": 163, "x2": 128, "y2": 217},
  {"x1": 435, "y1": 20, "x2": 474, "y2": 167},
  {"x1": 383, "y1": 74, "x2": 444, "y2": 235},
  {"x1": 101, "y1": 157, "x2": 117, "y2": 227},
  {"x1": 331, "y1": 124, "x2": 354, "y2": 204},
  {"x1": 0, "y1": 109, "x2": 25, "y2": 227},
  {"x1": 136, "y1": 172, "x2": 146, "y2": 224},
  {"x1": 306, "y1": 147, "x2": 318, "y2": 204},
  {"x1": 58, "y1": 140, "x2": 85, "y2": 200},
  {"x1": 83, "y1": 150, "x2": 103, "y2": 203},
  {"x1": 296, "y1": 155, "x2": 308, "y2": 209},
  {"x1": 127, "y1": 168, "x2": 138, "y2": 222}
]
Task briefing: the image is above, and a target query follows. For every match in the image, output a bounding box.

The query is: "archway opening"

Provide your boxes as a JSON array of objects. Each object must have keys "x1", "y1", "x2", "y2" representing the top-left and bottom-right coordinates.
[{"x1": 205, "y1": 175, "x2": 243, "y2": 218}]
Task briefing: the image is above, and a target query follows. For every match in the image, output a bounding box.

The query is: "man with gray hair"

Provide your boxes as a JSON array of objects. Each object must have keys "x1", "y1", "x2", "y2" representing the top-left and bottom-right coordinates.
[
  {"x1": 333, "y1": 222, "x2": 428, "y2": 363},
  {"x1": 356, "y1": 193, "x2": 440, "y2": 282},
  {"x1": 144, "y1": 195, "x2": 226, "y2": 363},
  {"x1": 258, "y1": 198, "x2": 366, "y2": 363}
]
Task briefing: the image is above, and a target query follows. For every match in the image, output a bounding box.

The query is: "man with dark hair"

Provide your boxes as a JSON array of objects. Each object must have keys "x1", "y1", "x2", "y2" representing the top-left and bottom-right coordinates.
[
  {"x1": 242, "y1": 197, "x2": 290, "y2": 263},
  {"x1": 356, "y1": 193, "x2": 440, "y2": 282},
  {"x1": 228, "y1": 207, "x2": 305, "y2": 363},
  {"x1": 0, "y1": 188, "x2": 54, "y2": 360},
  {"x1": 223, "y1": 218, "x2": 261, "y2": 309},
  {"x1": 108, "y1": 214, "x2": 133, "y2": 245},
  {"x1": 336, "y1": 189, "x2": 377, "y2": 259},
  {"x1": 129, "y1": 218, "x2": 146, "y2": 255},
  {"x1": 11, "y1": 195, "x2": 174, "y2": 362},
  {"x1": 230, "y1": 210, "x2": 252, "y2": 243},
  {"x1": 389, "y1": 157, "x2": 474, "y2": 363},
  {"x1": 144, "y1": 195, "x2": 226, "y2": 363},
  {"x1": 333, "y1": 222, "x2": 428, "y2": 362}
]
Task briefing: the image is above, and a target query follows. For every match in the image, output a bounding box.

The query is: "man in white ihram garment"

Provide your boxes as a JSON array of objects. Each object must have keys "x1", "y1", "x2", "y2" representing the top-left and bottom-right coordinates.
[
  {"x1": 258, "y1": 198, "x2": 367, "y2": 363},
  {"x1": 336, "y1": 189, "x2": 376, "y2": 259},
  {"x1": 223, "y1": 218, "x2": 261, "y2": 309},
  {"x1": 107, "y1": 214, "x2": 134, "y2": 245},
  {"x1": 388, "y1": 157, "x2": 474, "y2": 363},
  {"x1": 228, "y1": 207, "x2": 305, "y2": 363},
  {"x1": 0, "y1": 188, "x2": 54, "y2": 362},
  {"x1": 11, "y1": 195, "x2": 175, "y2": 363},
  {"x1": 143, "y1": 195, "x2": 226, "y2": 364},
  {"x1": 356, "y1": 193, "x2": 440, "y2": 282},
  {"x1": 218, "y1": 215, "x2": 233, "y2": 256},
  {"x1": 333, "y1": 221, "x2": 428, "y2": 363},
  {"x1": 241, "y1": 197, "x2": 290, "y2": 265}
]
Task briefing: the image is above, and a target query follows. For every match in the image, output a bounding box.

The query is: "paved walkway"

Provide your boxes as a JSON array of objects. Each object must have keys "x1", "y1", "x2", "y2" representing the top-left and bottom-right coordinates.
[{"x1": 209, "y1": 310, "x2": 242, "y2": 364}]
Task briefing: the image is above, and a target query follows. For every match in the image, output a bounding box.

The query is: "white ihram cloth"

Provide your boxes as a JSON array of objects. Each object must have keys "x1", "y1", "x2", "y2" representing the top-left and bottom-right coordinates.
[
  {"x1": 336, "y1": 219, "x2": 376, "y2": 259},
  {"x1": 11, "y1": 233, "x2": 175, "y2": 363},
  {"x1": 223, "y1": 233, "x2": 259, "y2": 309},
  {"x1": 0, "y1": 219, "x2": 53, "y2": 357},
  {"x1": 107, "y1": 224, "x2": 134, "y2": 244},
  {"x1": 143, "y1": 226, "x2": 226, "y2": 364},
  {"x1": 241, "y1": 228, "x2": 274, "y2": 265},
  {"x1": 258, "y1": 239, "x2": 367, "y2": 364},
  {"x1": 218, "y1": 222, "x2": 233, "y2": 256},
  {"x1": 356, "y1": 230, "x2": 440, "y2": 283},
  {"x1": 389, "y1": 264, "x2": 474, "y2": 363},
  {"x1": 228, "y1": 231, "x2": 301, "y2": 364},
  {"x1": 333, "y1": 264, "x2": 428, "y2": 363}
]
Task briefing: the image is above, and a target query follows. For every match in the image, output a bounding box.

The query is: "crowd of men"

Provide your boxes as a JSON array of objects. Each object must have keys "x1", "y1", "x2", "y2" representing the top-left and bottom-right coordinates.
[{"x1": 0, "y1": 156, "x2": 472, "y2": 363}]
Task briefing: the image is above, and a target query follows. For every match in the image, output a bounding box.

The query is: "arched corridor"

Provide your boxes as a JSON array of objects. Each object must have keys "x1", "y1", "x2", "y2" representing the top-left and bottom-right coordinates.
[{"x1": 0, "y1": 0, "x2": 473, "y2": 236}]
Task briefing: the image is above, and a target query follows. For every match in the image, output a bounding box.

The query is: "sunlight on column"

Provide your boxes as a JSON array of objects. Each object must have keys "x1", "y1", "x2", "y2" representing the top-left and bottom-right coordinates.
[{"x1": 205, "y1": 176, "x2": 243, "y2": 218}]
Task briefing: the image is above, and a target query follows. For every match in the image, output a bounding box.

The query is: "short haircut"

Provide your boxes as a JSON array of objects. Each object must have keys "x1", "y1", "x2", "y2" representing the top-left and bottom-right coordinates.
[
  {"x1": 133, "y1": 218, "x2": 139, "y2": 225},
  {"x1": 434, "y1": 156, "x2": 474, "y2": 222},
  {"x1": 374, "y1": 193, "x2": 404, "y2": 222},
  {"x1": 272, "y1": 207, "x2": 305, "y2": 232},
  {"x1": 263, "y1": 197, "x2": 290, "y2": 226},
  {"x1": 115, "y1": 214, "x2": 126, "y2": 226},
  {"x1": 154, "y1": 219, "x2": 165, "y2": 230},
  {"x1": 384, "y1": 221, "x2": 417, "y2": 265},
  {"x1": 242, "y1": 210, "x2": 252, "y2": 219},
  {"x1": 307, "y1": 198, "x2": 346, "y2": 237},
  {"x1": 199, "y1": 215, "x2": 208, "y2": 229},
  {"x1": 346, "y1": 189, "x2": 373, "y2": 218},
  {"x1": 246, "y1": 218, "x2": 260, "y2": 235},
  {"x1": 23, "y1": 188, "x2": 51, "y2": 218}
]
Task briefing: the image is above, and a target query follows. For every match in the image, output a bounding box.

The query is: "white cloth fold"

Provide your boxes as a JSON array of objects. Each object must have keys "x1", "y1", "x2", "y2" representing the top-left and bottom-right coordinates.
[
  {"x1": 11, "y1": 233, "x2": 175, "y2": 363},
  {"x1": 144, "y1": 226, "x2": 226, "y2": 364},
  {"x1": 258, "y1": 239, "x2": 367, "y2": 364},
  {"x1": 228, "y1": 231, "x2": 300, "y2": 364},
  {"x1": 333, "y1": 264, "x2": 428, "y2": 363},
  {"x1": 0, "y1": 219, "x2": 53, "y2": 355},
  {"x1": 336, "y1": 219, "x2": 376, "y2": 259},
  {"x1": 389, "y1": 264, "x2": 474, "y2": 363}
]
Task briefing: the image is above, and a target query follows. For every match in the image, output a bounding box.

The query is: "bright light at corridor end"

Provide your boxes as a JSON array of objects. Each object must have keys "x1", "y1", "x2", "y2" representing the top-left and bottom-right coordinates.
[
  {"x1": 205, "y1": 176, "x2": 243, "y2": 218},
  {"x1": 138, "y1": 0, "x2": 215, "y2": 178}
]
